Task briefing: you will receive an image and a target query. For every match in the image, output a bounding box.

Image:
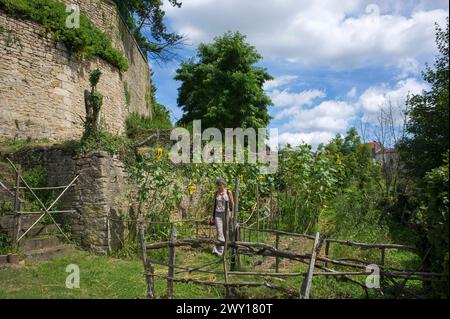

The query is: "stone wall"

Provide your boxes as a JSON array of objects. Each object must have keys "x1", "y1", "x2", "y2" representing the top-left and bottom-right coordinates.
[
  {"x1": 0, "y1": 0, "x2": 151, "y2": 141},
  {"x1": 7, "y1": 146, "x2": 130, "y2": 255}
]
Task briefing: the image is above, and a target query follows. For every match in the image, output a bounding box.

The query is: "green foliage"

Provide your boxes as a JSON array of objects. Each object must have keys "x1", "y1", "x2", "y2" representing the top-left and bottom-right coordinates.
[
  {"x1": 416, "y1": 154, "x2": 449, "y2": 295},
  {"x1": 83, "y1": 69, "x2": 103, "y2": 139},
  {"x1": 89, "y1": 69, "x2": 102, "y2": 88},
  {"x1": 21, "y1": 166, "x2": 54, "y2": 210},
  {"x1": 278, "y1": 143, "x2": 345, "y2": 233},
  {"x1": 64, "y1": 131, "x2": 130, "y2": 158},
  {"x1": 124, "y1": 81, "x2": 131, "y2": 107},
  {"x1": 175, "y1": 31, "x2": 273, "y2": 131},
  {"x1": 114, "y1": 0, "x2": 184, "y2": 62},
  {"x1": 398, "y1": 18, "x2": 449, "y2": 179},
  {"x1": 393, "y1": 19, "x2": 449, "y2": 296},
  {"x1": 0, "y1": 0, "x2": 128, "y2": 71},
  {"x1": 125, "y1": 109, "x2": 172, "y2": 139}
]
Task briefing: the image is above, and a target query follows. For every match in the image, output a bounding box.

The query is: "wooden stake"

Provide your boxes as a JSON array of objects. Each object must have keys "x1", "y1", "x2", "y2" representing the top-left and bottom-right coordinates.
[
  {"x1": 300, "y1": 232, "x2": 320, "y2": 299},
  {"x1": 223, "y1": 209, "x2": 230, "y2": 297},
  {"x1": 380, "y1": 247, "x2": 385, "y2": 287},
  {"x1": 256, "y1": 184, "x2": 260, "y2": 242},
  {"x1": 275, "y1": 232, "x2": 280, "y2": 273},
  {"x1": 324, "y1": 241, "x2": 330, "y2": 268},
  {"x1": 167, "y1": 223, "x2": 177, "y2": 298},
  {"x1": 13, "y1": 165, "x2": 21, "y2": 248},
  {"x1": 231, "y1": 176, "x2": 239, "y2": 271},
  {"x1": 139, "y1": 225, "x2": 154, "y2": 298}
]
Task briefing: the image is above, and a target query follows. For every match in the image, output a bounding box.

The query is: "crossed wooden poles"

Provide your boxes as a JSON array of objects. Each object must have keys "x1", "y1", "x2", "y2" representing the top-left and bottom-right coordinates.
[{"x1": 6, "y1": 159, "x2": 78, "y2": 245}]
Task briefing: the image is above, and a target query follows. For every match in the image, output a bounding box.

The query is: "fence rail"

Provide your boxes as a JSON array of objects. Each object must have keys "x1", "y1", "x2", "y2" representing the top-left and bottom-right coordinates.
[{"x1": 139, "y1": 223, "x2": 445, "y2": 299}]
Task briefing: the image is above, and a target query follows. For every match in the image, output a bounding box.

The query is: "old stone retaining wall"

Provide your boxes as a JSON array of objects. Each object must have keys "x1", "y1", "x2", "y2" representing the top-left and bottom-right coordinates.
[
  {"x1": 0, "y1": 0, "x2": 151, "y2": 141},
  {"x1": 6, "y1": 146, "x2": 130, "y2": 254}
]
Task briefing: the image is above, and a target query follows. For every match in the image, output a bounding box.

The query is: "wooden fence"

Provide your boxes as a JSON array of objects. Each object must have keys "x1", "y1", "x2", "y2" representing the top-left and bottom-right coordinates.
[
  {"x1": 0, "y1": 159, "x2": 77, "y2": 247},
  {"x1": 139, "y1": 217, "x2": 445, "y2": 299}
]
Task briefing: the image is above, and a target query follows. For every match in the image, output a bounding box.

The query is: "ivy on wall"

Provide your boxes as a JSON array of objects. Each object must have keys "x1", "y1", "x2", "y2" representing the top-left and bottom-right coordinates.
[{"x1": 0, "y1": 0, "x2": 129, "y2": 71}]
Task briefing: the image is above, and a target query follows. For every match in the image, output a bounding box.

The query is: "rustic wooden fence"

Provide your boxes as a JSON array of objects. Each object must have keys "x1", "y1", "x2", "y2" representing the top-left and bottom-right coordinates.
[{"x1": 138, "y1": 216, "x2": 445, "y2": 299}]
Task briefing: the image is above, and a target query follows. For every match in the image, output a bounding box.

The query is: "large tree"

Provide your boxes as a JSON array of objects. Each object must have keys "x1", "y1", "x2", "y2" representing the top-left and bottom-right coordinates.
[
  {"x1": 175, "y1": 31, "x2": 273, "y2": 130},
  {"x1": 115, "y1": 0, "x2": 184, "y2": 62},
  {"x1": 398, "y1": 18, "x2": 449, "y2": 179}
]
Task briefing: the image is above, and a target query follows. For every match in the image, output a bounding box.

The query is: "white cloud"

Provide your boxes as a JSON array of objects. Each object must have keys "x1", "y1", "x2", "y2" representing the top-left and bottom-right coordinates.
[
  {"x1": 282, "y1": 100, "x2": 356, "y2": 131},
  {"x1": 358, "y1": 77, "x2": 428, "y2": 121},
  {"x1": 264, "y1": 75, "x2": 298, "y2": 90},
  {"x1": 278, "y1": 131, "x2": 336, "y2": 148},
  {"x1": 165, "y1": 0, "x2": 448, "y2": 69},
  {"x1": 347, "y1": 87, "x2": 357, "y2": 98},
  {"x1": 269, "y1": 89, "x2": 326, "y2": 108},
  {"x1": 271, "y1": 98, "x2": 356, "y2": 148},
  {"x1": 396, "y1": 58, "x2": 421, "y2": 79}
]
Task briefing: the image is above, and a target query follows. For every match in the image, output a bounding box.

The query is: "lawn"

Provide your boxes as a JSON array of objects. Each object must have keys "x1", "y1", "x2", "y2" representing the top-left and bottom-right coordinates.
[{"x1": 0, "y1": 233, "x2": 423, "y2": 299}]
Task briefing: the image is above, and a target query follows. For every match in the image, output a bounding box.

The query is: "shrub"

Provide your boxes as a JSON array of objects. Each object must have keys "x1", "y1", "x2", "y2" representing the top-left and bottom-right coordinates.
[{"x1": 125, "y1": 108, "x2": 172, "y2": 139}]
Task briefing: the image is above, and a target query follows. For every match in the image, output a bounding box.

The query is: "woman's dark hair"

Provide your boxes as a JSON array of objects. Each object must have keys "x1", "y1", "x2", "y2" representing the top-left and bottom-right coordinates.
[{"x1": 216, "y1": 178, "x2": 225, "y2": 185}]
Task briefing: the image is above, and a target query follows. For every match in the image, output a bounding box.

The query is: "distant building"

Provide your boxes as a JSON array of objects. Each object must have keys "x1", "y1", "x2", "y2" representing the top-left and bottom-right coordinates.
[{"x1": 366, "y1": 141, "x2": 399, "y2": 167}]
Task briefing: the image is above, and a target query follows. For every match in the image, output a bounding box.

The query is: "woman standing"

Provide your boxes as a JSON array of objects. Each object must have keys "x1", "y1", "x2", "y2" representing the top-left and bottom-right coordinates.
[{"x1": 210, "y1": 179, "x2": 234, "y2": 256}]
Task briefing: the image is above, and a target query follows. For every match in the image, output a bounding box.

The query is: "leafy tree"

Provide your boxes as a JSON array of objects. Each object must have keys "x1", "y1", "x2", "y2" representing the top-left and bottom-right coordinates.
[
  {"x1": 398, "y1": 18, "x2": 449, "y2": 179},
  {"x1": 115, "y1": 0, "x2": 184, "y2": 62},
  {"x1": 416, "y1": 155, "x2": 449, "y2": 295},
  {"x1": 175, "y1": 31, "x2": 273, "y2": 130}
]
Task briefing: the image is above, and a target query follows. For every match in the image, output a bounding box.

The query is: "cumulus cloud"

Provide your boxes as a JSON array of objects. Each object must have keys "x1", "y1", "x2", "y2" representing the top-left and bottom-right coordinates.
[
  {"x1": 358, "y1": 77, "x2": 428, "y2": 122},
  {"x1": 347, "y1": 87, "x2": 358, "y2": 98},
  {"x1": 165, "y1": 0, "x2": 448, "y2": 69},
  {"x1": 269, "y1": 89, "x2": 326, "y2": 108},
  {"x1": 278, "y1": 131, "x2": 336, "y2": 148},
  {"x1": 282, "y1": 100, "x2": 356, "y2": 131},
  {"x1": 264, "y1": 75, "x2": 298, "y2": 90}
]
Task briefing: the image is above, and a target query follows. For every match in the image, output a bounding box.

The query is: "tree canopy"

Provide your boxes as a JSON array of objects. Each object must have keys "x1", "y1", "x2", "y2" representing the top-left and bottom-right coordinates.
[
  {"x1": 115, "y1": 0, "x2": 184, "y2": 62},
  {"x1": 398, "y1": 18, "x2": 449, "y2": 179},
  {"x1": 175, "y1": 31, "x2": 273, "y2": 130}
]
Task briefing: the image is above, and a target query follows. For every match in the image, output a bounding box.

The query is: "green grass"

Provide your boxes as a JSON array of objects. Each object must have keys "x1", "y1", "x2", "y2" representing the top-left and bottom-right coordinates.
[
  {"x1": 0, "y1": 240, "x2": 425, "y2": 299},
  {"x1": 0, "y1": 138, "x2": 54, "y2": 154},
  {"x1": 0, "y1": 249, "x2": 223, "y2": 299}
]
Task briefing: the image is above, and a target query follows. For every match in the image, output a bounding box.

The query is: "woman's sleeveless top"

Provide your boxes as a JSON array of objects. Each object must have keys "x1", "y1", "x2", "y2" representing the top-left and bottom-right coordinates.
[{"x1": 215, "y1": 190, "x2": 229, "y2": 213}]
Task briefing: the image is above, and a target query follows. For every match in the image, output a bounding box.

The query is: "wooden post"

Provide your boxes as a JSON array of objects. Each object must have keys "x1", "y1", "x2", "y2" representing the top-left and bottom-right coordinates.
[
  {"x1": 223, "y1": 208, "x2": 230, "y2": 297},
  {"x1": 256, "y1": 184, "x2": 260, "y2": 242},
  {"x1": 139, "y1": 225, "x2": 154, "y2": 298},
  {"x1": 167, "y1": 223, "x2": 177, "y2": 299},
  {"x1": 300, "y1": 232, "x2": 320, "y2": 299},
  {"x1": 195, "y1": 221, "x2": 199, "y2": 239},
  {"x1": 236, "y1": 224, "x2": 241, "y2": 269},
  {"x1": 380, "y1": 248, "x2": 385, "y2": 286},
  {"x1": 230, "y1": 176, "x2": 239, "y2": 271},
  {"x1": 13, "y1": 164, "x2": 21, "y2": 248},
  {"x1": 324, "y1": 240, "x2": 331, "y2": 268},
  {"x1": 275, "y1": 232, "x2": 280, "y2": 273}
]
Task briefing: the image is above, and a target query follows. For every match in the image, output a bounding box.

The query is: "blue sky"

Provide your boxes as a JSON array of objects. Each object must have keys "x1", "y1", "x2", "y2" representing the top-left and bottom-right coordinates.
[{"x1": 151, "y1": 0, "x2": 448, "y2": 148}]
